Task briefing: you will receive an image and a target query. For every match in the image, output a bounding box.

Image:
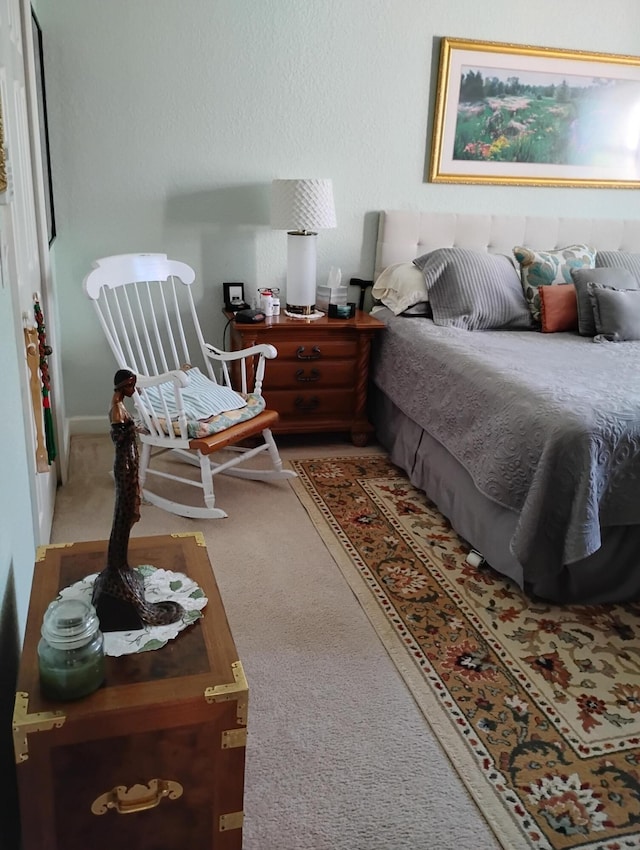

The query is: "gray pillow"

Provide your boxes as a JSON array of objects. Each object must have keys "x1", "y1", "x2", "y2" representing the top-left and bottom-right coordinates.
[
  {"x1": 595, "y1": 251, "x2": 640, "y2": 282},
  {"x1": 588, "y1": 282, "x2": 640, "y2": 342},
  {"x1": 570, "y1": 266, "x2": 638, "y2": 336},
  {"x1": 413, "y1": 248, "x2": 533, "y2": 331}
]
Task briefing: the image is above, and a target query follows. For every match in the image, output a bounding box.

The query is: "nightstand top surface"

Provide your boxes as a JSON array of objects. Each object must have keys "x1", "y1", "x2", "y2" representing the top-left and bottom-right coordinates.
[{"x1": 226, "y1": 308, "x2": 384, "y2": 332}]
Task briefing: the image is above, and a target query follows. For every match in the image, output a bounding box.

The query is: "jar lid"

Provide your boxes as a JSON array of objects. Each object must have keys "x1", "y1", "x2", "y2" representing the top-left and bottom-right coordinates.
[{"x1": 41, "y1": 598, "x2": 101, "y2": 650}]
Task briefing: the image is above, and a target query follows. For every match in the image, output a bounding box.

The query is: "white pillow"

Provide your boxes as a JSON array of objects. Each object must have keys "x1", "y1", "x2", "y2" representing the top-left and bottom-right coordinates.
[{"x1": 371, "y1": 262, "x2": 428, "y2": 315}]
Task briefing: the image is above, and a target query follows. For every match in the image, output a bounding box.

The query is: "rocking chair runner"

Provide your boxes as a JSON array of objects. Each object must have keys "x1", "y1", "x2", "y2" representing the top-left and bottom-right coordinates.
[{"x1": 84, "y1": 253, "x2": 295, "y2": 519}]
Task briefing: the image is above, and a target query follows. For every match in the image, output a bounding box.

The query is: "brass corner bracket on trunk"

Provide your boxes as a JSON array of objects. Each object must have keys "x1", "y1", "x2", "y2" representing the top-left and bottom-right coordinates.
[
  {"x1": 221, "y1": 727, "x2": 247, "y2": 749},
  {"x1": 171, "y1": 531, "x2": 206, "y2": 547},
  {"x1": 219, "y1": 811, "x2": 244, "y2": 832},
  {"x1": 13, "y1": 691, "x2": 66, "y2": 763},
  {"x1": 205, "y1": 660, "x2": 248, "y2": 726},
  {"x1": 36, "y1": 541, "x2": 74, "y2": 561}
]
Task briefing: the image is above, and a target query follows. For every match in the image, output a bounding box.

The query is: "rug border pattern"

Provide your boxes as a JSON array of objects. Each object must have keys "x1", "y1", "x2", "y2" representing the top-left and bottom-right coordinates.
[{"x1": 362, "y1": 478, "x2": 634, "y2": 758}]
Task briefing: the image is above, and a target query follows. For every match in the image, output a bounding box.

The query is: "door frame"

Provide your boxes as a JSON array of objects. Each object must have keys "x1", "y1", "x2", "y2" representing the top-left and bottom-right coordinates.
[
  {"x1": 20, "y1": 0, "x2": 67, "y2": 484},
  {"x1": 0, "y1": 0, "x2": 65, "y2": 545}
]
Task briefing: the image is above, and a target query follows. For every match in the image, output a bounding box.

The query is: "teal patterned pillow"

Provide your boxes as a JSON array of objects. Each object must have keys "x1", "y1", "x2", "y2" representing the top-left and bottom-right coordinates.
[{"x1": 513, "y1": 243, "x2": 596, "y2": 323}]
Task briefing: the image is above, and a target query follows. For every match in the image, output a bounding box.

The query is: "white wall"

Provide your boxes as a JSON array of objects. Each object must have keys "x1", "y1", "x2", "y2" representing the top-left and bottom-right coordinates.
[
  {"x1": 37, "y1": 0, "x2": 640, "y2": 424},
  {"x1": 0, "y1": 289, "x2": 37, "y2": 633},
  {"x1": 0, "y1": 276, "x2": 37, "y2": 849}
]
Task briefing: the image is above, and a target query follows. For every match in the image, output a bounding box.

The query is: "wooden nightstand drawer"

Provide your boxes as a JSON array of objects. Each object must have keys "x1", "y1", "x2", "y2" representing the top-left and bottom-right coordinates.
[
  {"x1": 265, "y1": 389, "x2": 354, "y2": 419},
  {"x1": 273, "y1": 339, "x2": 358, "y2": 361},
  {"x1": 266, "y1": 359, "x2": 356, "y2": 389}
]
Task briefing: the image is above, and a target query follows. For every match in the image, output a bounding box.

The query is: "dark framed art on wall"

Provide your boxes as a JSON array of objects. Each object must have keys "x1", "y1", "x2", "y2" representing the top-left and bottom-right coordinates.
[{"x1": 31, "y1": 8, "x2": 56, "y2": 244}]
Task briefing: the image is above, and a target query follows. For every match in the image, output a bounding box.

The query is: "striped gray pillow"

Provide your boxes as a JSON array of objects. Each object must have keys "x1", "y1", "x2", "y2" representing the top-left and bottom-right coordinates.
[
  {"x1": 595, "y1": 251, "x2": 640, "y2": 282},
  {"x1": 413, "y1": 248, "x2": 533, "y2": 331}
]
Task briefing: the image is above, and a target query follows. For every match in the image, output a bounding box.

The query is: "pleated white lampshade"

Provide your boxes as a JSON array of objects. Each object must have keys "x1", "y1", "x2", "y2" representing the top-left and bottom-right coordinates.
[{"x1": 271, "y1": 179, "x2": 336, "y2": 315}]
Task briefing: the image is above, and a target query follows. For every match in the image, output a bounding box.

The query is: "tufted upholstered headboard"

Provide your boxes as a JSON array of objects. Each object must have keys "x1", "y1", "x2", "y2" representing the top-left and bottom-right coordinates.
[{"x1": 374, "y1": 210, "x2": 640, "y2": 280}]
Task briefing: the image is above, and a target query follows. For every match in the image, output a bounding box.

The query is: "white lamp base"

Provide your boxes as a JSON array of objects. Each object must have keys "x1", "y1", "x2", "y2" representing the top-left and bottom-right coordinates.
[{"x1": 286, "y1": 231, "x2": 317, "y2": 315}]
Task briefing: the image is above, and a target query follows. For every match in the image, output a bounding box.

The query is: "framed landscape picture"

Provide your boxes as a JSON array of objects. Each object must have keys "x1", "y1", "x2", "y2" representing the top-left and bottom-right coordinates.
[{"x1": 428, "y1": 37, "x2": 640, "y2": 188}]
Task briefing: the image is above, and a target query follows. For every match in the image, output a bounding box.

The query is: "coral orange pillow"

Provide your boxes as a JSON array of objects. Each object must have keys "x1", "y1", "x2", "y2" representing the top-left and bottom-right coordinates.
[{"x1": 538, "y1": 284, "x2": 578, "y2": 333}]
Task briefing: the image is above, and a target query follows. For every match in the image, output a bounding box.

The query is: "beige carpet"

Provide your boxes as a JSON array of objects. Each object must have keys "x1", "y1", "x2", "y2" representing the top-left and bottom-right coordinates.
[{"x1": 51, "y1": 433, "x2": 500, "y2": 850}]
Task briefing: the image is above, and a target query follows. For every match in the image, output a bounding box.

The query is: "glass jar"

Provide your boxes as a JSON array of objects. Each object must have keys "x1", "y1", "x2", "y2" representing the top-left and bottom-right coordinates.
[{"x1": 37, "y1": 598, "x2": 106, "y2": 700}]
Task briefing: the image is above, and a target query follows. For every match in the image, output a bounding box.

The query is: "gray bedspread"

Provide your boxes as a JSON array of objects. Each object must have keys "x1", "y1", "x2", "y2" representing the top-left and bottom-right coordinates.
[{"x1": 370, "y1": 308, "x2": 640, "y2": 567}]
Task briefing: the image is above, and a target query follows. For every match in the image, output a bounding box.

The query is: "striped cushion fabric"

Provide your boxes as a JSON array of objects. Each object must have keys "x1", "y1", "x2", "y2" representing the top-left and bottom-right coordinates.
[
  {"x1": 595, "y1": 251, "x2": 640, "y2": 283},
  {"x1": 143, "y1": 392, "x2": 266, "y2": 439},
  {"x1": 141, "y1": 366, "x2": 247, "y2": 421},
  {"x1": 413, "y1": 248, "x2": 533, "y2": 331}
]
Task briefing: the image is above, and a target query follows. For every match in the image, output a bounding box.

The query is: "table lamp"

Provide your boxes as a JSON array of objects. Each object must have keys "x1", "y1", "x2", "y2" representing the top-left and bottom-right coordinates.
[{"x1": 271, "y1": 178, "x2": 336, "y2": 315}]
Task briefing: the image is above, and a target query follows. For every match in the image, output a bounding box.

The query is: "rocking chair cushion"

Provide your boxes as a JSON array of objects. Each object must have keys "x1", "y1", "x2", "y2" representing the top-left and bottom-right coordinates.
[
  {"x1": 187, "y1": 392, "x2": 267, "y2": 438},
  {"x1": 140, "y1": 366, "x2": 247, "y2": 420},
  {"x1": 142, "y1": 392, "x2": 267, "y2": 439}
]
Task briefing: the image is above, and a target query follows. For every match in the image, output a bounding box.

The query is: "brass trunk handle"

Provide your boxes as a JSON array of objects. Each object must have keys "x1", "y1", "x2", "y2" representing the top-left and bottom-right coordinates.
[{"x1": 91, "y1": 779, "x2": 183, "y2": 815}]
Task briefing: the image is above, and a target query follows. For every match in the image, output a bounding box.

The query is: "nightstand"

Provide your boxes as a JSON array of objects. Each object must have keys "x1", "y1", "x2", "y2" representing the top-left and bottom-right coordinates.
[{"x1": 226, "y1": 310, "x2": 385, "y2": 446}]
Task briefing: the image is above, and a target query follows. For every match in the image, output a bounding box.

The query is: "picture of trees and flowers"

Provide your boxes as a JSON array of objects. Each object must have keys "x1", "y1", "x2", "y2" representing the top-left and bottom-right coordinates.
[{"x1": 429, "y1": 38, "x2": 640, "y2": 187}]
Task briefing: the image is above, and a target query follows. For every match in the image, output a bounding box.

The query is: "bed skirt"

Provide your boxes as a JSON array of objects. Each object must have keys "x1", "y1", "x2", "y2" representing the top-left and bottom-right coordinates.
[{"x1": 371, "y1": 387, "x2": 640, "y2": 604}]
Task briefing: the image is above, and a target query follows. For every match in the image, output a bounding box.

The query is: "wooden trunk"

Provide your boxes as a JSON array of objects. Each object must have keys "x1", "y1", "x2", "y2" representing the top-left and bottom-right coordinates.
[{"x1": 13, "y1": 533, "x2": 247, "y2": 850}]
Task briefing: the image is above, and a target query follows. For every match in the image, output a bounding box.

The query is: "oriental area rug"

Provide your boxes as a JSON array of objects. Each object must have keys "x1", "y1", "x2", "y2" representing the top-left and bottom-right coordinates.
[{"x1": 290, "y1": 455, "x2": 640, "y2": 850}]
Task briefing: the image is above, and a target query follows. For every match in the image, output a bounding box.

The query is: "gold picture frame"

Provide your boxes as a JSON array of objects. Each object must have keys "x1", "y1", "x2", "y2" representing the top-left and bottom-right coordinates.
[{"x1": 428, "y1": 37, "x2": 640, "y2": 188}]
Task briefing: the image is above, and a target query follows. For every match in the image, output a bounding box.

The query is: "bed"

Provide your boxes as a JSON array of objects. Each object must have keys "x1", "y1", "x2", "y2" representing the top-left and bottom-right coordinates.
[{"x1": 369, "y1": 211, "x2": 640, "y2": 604}]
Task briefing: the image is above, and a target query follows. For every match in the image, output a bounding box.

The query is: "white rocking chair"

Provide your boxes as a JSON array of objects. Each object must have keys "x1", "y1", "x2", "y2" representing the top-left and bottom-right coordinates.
[{"x1": 84, "y1": 253, "x2": 295, "y2": 519}]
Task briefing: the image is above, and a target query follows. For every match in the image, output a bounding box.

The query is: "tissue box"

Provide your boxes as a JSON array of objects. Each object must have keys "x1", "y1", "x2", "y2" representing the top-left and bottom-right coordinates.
[
  {"x1": 316, "y1": 285, "x2": 347, "y2": 312},
  {"x1": 315, "y1": 285, "x2": 331, "y2": 311}
]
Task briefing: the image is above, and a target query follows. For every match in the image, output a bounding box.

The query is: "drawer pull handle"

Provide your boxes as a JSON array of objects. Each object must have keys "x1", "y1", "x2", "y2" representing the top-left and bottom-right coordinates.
[
  {"x1": 295, "y1": 368, "x2": 320, "y2": 383},
  {"x1": 296, "y1": 345, "x2": 321, "y2": 361},
  {"x1": 91, "y1": 779, "x2": 183, "y2": 816},
  {"x1": 295, "y1": 396, "x2": 319, "y2": 412}
]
